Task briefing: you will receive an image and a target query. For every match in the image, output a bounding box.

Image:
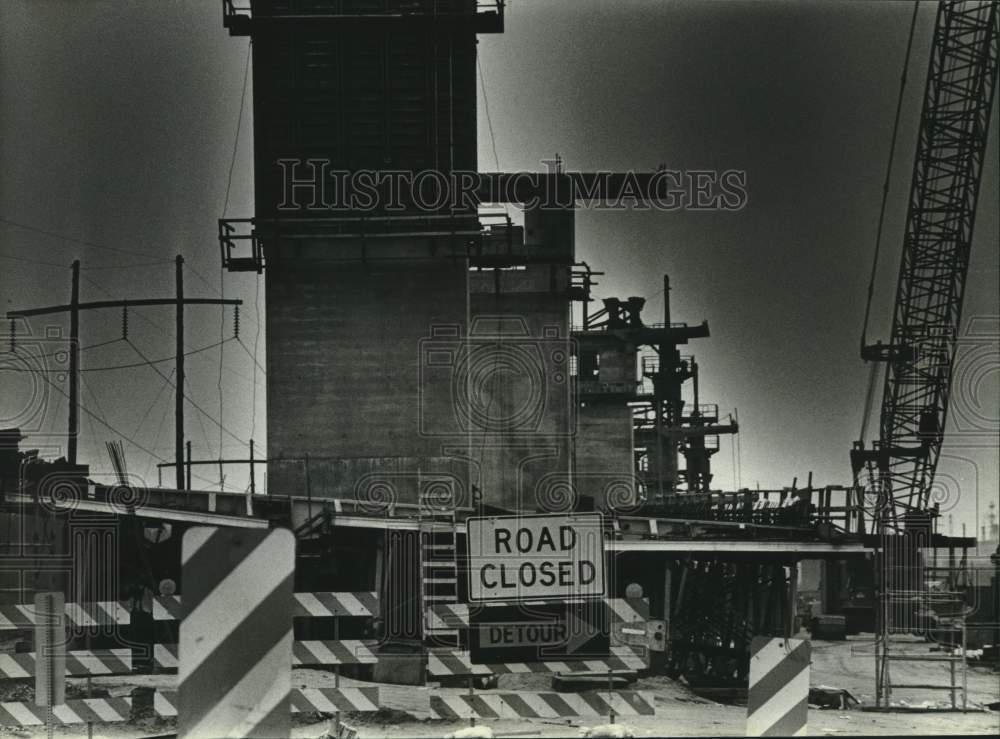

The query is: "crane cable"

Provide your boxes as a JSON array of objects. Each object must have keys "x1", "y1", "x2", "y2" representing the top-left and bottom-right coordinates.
[
  {"x1": 858, "y1": 1, "x2": 920, "y2": 447},
  {"x1": 220, "y1": 39, "x2": 252, "y2": 486}
]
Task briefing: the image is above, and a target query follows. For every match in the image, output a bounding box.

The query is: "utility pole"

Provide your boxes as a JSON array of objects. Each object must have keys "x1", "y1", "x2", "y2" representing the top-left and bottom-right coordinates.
[
  {"x1": 68, "y1": 261, "x2": 80, "y2": 465},
  {"x1": 654, "y1": 274, "x2": 671, "y2": 501},
  {"x1": 7, "y1": 257, "x2": 241, "y2": 488},
  {"x1": 662, "y1": 274, "x2": 670, "y2": 326},
  {"x1": 175, "y1": 256, "x2": 185, "y2": 490},
  {"x1": 249, "y1": 439, "x2": 255, "y2": 496}
]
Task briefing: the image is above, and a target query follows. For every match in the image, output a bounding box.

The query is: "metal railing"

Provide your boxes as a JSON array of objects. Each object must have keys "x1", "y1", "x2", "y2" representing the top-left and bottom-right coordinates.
[
  {"x1": 218, "y1": 213, "x2": 491, "y2": 271},
  {"x1": 223, "y1": 0, "x2": 505, "y2": 33},
  {"x1": 574, "y1": 378, "x2": 642, "y2": 396},
  {"x1": 572, "y1": 321, "x2": 691, "y2": 334}
]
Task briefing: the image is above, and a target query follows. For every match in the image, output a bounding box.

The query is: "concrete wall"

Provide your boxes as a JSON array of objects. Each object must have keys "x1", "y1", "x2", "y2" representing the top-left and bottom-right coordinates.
[
  {"x1": 251, "y1": 11, "x2": 483, "y2": 508},
  {"x1": 468, "y1": 266, "x2": 573, "y2": 513},
  {"x1": 576, "y1": 334, "x2": 639, "y2": 392},
  {"x1": 575, "y1": 399, "x2": 637, "y2": 512},
  {"x1": 597, "y1": 346, "x2": 638, "y2": 385},
  {"x1": 266, "y1": 260, "x2": 472, "y2": 505},
  {"x1": 251, "y1": 24, "x2": 478, "y2": 220}
]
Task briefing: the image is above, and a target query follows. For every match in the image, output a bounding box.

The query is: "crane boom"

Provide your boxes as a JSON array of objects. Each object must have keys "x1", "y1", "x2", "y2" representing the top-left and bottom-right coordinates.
[
  {"x1": 856, "y1": 0, "x2": 999, "y2": 528},
  {"x1": 851, "y1": 0, "x2": 999, "y2": 709}
]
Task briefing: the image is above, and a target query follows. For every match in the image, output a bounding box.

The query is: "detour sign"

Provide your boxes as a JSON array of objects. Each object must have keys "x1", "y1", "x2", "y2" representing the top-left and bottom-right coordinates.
[{"x1": 466, "y1": 513, "x2": 606, "y2": 602}]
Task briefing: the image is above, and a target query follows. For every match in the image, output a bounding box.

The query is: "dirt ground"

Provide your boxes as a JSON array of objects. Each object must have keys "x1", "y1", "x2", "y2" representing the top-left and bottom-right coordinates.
[{"x1": 1, "y1": 636, "x2": 997, "y2": 738}]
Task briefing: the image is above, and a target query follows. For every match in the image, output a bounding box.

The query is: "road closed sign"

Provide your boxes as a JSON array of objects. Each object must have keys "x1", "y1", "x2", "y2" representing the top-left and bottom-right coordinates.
[{"x1": 466, "y1": 513, "x2": 606, "y2": 602}]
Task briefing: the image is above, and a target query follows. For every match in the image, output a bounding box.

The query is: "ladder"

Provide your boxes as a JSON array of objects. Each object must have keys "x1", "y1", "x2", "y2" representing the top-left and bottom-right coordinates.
[{"x1": 419, "y1": 488, "x2": 460, "y2": 649}]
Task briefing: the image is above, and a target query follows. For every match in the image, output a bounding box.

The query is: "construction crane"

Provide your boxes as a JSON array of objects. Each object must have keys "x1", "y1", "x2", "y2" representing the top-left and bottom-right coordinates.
[{"x1": 851, "y1": 0, "x2": 999, "y2": 708}]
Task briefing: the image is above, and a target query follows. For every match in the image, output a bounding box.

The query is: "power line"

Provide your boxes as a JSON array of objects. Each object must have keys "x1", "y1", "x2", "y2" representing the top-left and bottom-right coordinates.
[
  {"x1": 77, "y1": 271, "x2": 259, "y2": 375},
  {"x1": 87, "y1": 339, "x2": 231, "y2": 372},
  {"x1": 31, "y1": 363, "x2": 168, "y2": 464},
  {"x1": 131, "y1": 368, "x2": 176, "y2": 443},
  {"x1": 223, "y1": 40, "x2": 253, "y2": 219},
  {"x1": 477, "y1": 55, "x2": 509, "y2": 219},
  {"x1": 143, "y1": 372, "x2": 176, "y2": 484},
  {"x1": 188, "y1": 376, "x2": 217, "y2": 463},
  {"x1": 1, "y1": 338, "x2": 123, "y2": 364},
  {"x1": 0, "y1": 250, "x2": 176, "y2": 275},
  {"x1": 236, "y1": 337, "x2": 266, "y2": 375},
  {"x1": 0, "y1": 252, "x2": 76, "y2": 270},
  {"x1": 860, "y1": 1, "x2": 920, "y2": 350},
  {"x1": 4, "y1": 253, "x2": 264, "y2": 389},
  {"x1": 0, "y1": 216, "x2": 166, "y2": 261},
  {"x1": 0, "y1": 339, "x2": 234, "y2": 372},
  {"x1": 60, "y1": 368, "x2": 238, "y2": 492},
  {"x1": 3, "y1": 329, "x2": 264, "y2": 386},
  {"x1": 81, "y1": 261, "x2": 174, "y2": 271},
  {"x1": 79, "y1": 371, "x2": 111, "y2": 430},
  {"x1": 478, "y1": 57, "x2": 503, "y2": 175},
  {"x1": 123, "y1": 338, "x2": 249, "y2": 448},
  {"x1": 217, "y1": 36, "x2": 253, "y2": 460},
  {"x1": 79, "y1": 338, "x2": 123, "y2": 352}
]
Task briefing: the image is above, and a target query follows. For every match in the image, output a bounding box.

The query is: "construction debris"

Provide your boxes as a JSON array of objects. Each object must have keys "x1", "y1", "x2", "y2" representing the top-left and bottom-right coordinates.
[
  {"x1": 809, "y1": 687, "x2": 860, "y2": 711},
  {"x1": 578, "y1": 724, "x2": 635, "y2": 738}
]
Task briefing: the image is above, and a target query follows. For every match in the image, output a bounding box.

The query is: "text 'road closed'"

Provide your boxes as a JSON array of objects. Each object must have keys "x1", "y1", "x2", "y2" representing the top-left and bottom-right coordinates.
[{"x1": 466, "y1": 513, "x2": 606, "y2": 602}]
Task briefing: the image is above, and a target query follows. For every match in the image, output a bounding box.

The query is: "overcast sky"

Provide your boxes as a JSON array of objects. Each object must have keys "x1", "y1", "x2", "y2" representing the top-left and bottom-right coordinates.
[{"x1": 1, "y1": 1, "x2": 996, "y2": 538}]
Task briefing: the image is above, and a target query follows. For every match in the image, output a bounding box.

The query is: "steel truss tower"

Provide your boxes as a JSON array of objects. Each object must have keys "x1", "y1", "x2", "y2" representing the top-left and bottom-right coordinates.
[{"x1": 852, "y1": 0, "x2": 998, "y2": 708}]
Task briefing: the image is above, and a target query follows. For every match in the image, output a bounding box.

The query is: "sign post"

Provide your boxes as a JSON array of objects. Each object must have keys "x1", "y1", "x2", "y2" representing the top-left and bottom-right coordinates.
[{"x1": 34, "y1": 592, "x2": 65, "y2": 739}]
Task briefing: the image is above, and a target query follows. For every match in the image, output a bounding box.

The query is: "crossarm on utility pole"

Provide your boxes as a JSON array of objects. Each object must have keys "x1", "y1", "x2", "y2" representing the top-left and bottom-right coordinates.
[{"x1": 6, "y1": 257, "x2": 243, "y2": 488}]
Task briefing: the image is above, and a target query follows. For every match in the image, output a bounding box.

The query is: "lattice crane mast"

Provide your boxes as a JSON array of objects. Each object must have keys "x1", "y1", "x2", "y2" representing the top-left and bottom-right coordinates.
[
  {"x1": 852, "y1": 0, "x2": 998, "y2": 531},
  {"x1": 851, "y1": 0, "x2": 998, "y2": 709}
]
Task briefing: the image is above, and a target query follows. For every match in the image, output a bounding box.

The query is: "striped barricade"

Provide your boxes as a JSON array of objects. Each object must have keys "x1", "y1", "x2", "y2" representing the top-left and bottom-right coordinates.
[
  {"x1": 152, "y1": 688, "x2": 381, "y2": 717},
  {"x1": 0, "y1": 640, "x2": 379, "y2": 679},
  {"x1": 0, "y1": 696, "x2": 133, "y2": 726},
  {"x1": 292, "y1": 687, "x2": 381, "y2": 714},
  {"x1": 0, "y1": 649, "x2": 134, "y2": 679},
  {"x1": 0, "y1": 688, "x2": 384, "y2": 726},
  {"x1": 427, "y1": 645, "x2": 649, "y2": 677},
  {"x1": 296, "y1": 639, "x2": 380, "y2": 666},
  {"x1": 291, "y1": 592, "x2": 379, "y2": 619},
  {"x1": 157, "y1": 639, "x2": 380, "y2": 671},
  {"x1": 426, "y1": 597, "x2": 649, "y2": 632},
  {"x1": 0, "y1": 592, "x2": 378, "y2": 631},
  {"x1": 4, "y1": 640, "x2": 647, "y2": 680},
  {"x1": 429, "y1": 690, "x2": 655, "y2": 720},
  {"x1": 746, "y1": 637, "x2": 810, "y2": 737},
  {"x1": 424, "y1": 597, "x2": 657, "y2": 720},
  {"x1": 0, "y1": 601, "x2": 137, "y2": 631}
]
